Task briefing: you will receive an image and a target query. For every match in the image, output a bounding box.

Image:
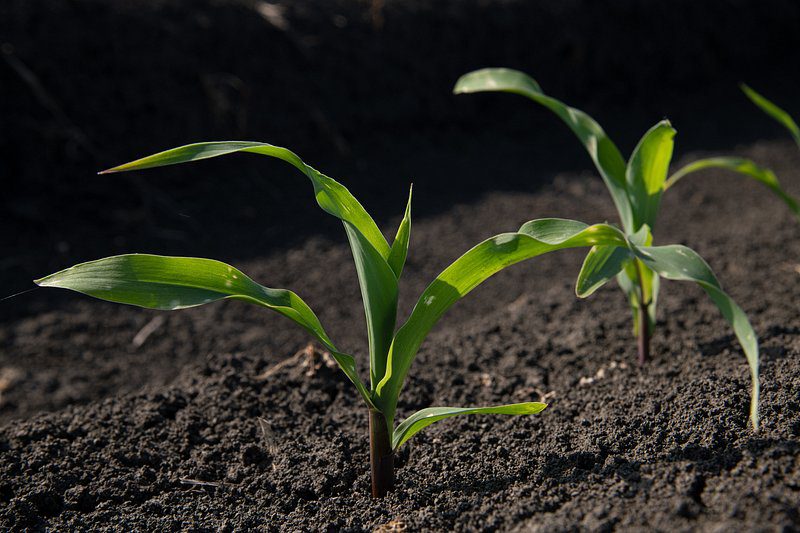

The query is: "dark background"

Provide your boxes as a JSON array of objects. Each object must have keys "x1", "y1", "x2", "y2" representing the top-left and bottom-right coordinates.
[{"x1": 2, "y1": 0, "x2": 800, "y2": 315}]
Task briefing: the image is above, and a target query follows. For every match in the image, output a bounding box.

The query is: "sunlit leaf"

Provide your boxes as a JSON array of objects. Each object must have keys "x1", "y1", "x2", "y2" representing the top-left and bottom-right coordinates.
[
  {"x1": 576, "y1": 245, "x2": 631, "y2": 297},
  {"x1": 343, "y1": 222, "x2": 398, "y2": 388},
  {"x1": 102, "y1": 141, "x2": 391, "y2": 258},
  {"x1": 35, "y1": 254, "x2": 374, "y2": 406},
  {"x1": 665, "y1": 157, "x2": 799, "y2": 219},
  {"x1": 618, "y1": 259, "x2": 659, "y2": 336},
  {"x1": 626, "y1": 121, "x2": 676, "y2": 230},
  {"x1": 102, "y1": 140, "x2": 404, "y2": 395},
  {"x1": 454, "y1": 68, "x2": 634, "y2": 232},
  {"x1": 741, "y1": 84, "x2": 800, "y2": 148},
  {"x1": 376, "y1": 218, "x2": 628, "y2": 426},
  {"x1": 392, "y1": 402, "x2": 547, "y2": 449},
  {"x1": 387, "y1": 185, "x2": 413, "y2": 278},
  {"x1": 630, "y1": 244, "x2": 760, "y2": 429}
]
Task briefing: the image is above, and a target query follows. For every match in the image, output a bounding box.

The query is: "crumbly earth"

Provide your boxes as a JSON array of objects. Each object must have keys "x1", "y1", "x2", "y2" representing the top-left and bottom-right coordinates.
[
  {"x1": 3, "y1": 0, "x2": 800, "y2": 530},
  {"x1": 1, "y1": 139, "x2": 798, "y2": 530}
]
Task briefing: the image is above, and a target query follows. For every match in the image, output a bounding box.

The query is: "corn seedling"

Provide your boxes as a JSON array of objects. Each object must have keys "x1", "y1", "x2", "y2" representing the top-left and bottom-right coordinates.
[
  {"x1": 36, "y1": 142, "x2": 613, "y2": 497},
  {"x1": 455, "y1": 69, "x2": 800, "y2": 430},
  {"x1": 741, "y1": 84, "x2": 800, "y2": 151}
]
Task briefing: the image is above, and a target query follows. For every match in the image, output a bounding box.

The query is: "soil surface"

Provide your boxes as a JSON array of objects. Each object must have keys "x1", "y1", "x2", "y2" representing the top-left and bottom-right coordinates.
[
  {"x1": 2, "y1": 1, "x2": 800, "y2": 531},
  {"x1": 1, "y1": 139, "x2": 799, "y2": 530}
]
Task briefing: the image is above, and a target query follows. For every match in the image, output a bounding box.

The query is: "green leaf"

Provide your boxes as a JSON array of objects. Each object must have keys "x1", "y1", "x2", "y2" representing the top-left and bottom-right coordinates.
[
  {"x1": 616, "y1": 266, "x2": 640, "y2": 334},
  {"x1": 392, "y1": 402, "x2": 547, "y2": 450},
  {"x1": 102, "y1": 140, "x2": 403, "y2": 396},
  {"x1": 665, "y1": 157, "x2": 799, "y2": 219},
  {"x1": 101, "y1": 141, "x2": 392, "y2": 260},
  {"x1": 34, "y1": 254, "x2": 375, "y2": 407},
  {"x1": 629, "y1": 244, "x2": 760, "y2": 429},
  {"x1": 387, "y1": 185, "x2": 413, "y2": 278},
  {"x1": 454, "y1": 68, "x2": 634, "y2": 232},
  {"x1": 626, "y1": 121, "x2": 676, "y2": 230},
  {"x1": 375, "y1": 218, "x2": 628, "y2": 426},
  {"x1": 576, "y1": 245, "x2": 632, "y2": 298},
  {"x1": 343, "y1": 222, "x2": 398, "y2": 389},
  {"x1": 618, "y1": 259, "x2": 659, "y2": 336},
  {"x1": 741, "y1": 84, "x2": 800, "y2": 148},
  {"x1": 622, "y1": 225, "x2": 659, "y2": 333}
]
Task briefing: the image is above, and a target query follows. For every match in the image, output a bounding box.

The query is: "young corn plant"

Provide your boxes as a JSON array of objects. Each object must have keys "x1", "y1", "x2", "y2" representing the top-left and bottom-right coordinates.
[
  {"x1": 36, "y1": 142, "x2": 628, "y2": 497},
  {"x1": 742, "y1": 84, "x2": 800, "y2": 151},
  {"x1": 455, "y1": 69, "x2": 800, "y2": 430}
]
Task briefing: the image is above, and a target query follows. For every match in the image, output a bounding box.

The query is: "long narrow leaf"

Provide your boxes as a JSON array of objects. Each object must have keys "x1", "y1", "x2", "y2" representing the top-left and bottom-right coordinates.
[
  {"x1": 626, "y1": 121, "x2": 676, "y2": 230},
  {"x1": 629, "y1": 244, "x2": 760, "y2": 429},
  {"x1": 102, "y1": 140, "x2": 403, "y2": 395},
  {"x1": 35, "y1": 254, "x2": 374, "y2": 406},
  {"x1": 101, "y1": 141, "x2": 392, "y2": 260},
  {"x1": 665, "y1": 157, "x2": 799, "y2": 219},
  {"x1": 392, "y1": 402, "x2": 547, "y2": 449},
  {"x1": 375, "y1": 219, "x2": 628, "y2": 426},
  {"x1": 343, "y1": 222, "x2": 398, "y2": 388},
  {"x1": 387, "y1": 185, "x2": 413, "y2": 278},
  {"x1": 454, "y1": 68, "x2": 634, "y2": 232},
  {"x1": 741, "y1": 84, "x2": 800, "y2": 148}
]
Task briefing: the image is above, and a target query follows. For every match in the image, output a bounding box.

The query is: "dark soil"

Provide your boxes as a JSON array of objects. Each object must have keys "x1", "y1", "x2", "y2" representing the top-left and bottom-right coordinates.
[
  {"x1": 1, "y1": 139, "x2": 799, "y2": 530},
  {"x1": 2, "y1": 0, "x2": 800, "y2": 530}
]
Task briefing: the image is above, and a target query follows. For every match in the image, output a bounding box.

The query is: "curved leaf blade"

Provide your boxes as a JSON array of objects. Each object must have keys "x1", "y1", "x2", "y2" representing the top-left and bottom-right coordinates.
[
  {"x1": 741, "y1": 84, "x2": 800, "y2": 148},
  {"x1": 387, "y1": 185, "x2": 413, "y2": 278},
  {"x1": 630, "y1": 244, "x2": 760, "y2": 429},
  {"x1": 626, "y1": 121, "x2": 676, "y2": 230},
  {"x1": 101, "y1": 140, "x2": 402, "y2": 396},
  {"x1": 617, "y1": 259, "x2": 659, "y2": 336},
  {"x1": 376, "y1": 219, "x2": 628, "y2": 425},
  {"x1": 665, "y1": 157, "x2": 799, "y2": 219},
  {"x1": 101, "y1": 141, "x2": 391, "y2": 259},
  {"x1": 392, "y1": 402, "x2": 547, "y2": 450},
  {"x1": 34, "y1": 254, "x2": 374, "y2": 406},
  {"x1": 454, "y1": 68, "x2": 633, "y2": 232},
  {"x1": 576, "y1": 245, "x2": 632, "y2": 298},
  {"x1": 343, "y1": 222, "x2": 398, "y2": 388}
]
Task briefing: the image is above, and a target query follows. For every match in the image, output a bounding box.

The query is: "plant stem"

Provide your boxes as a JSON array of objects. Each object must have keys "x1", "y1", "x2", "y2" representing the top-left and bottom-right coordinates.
[
  {"x1": 634, "y1": 260, "x2": 651, "y2": 365},
  {"x1": 637, "y1": 300, "x2": 651, "y2": 365},
  {"x1": 369, "y1": 408, "x2": 394, "y2": 498}
]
